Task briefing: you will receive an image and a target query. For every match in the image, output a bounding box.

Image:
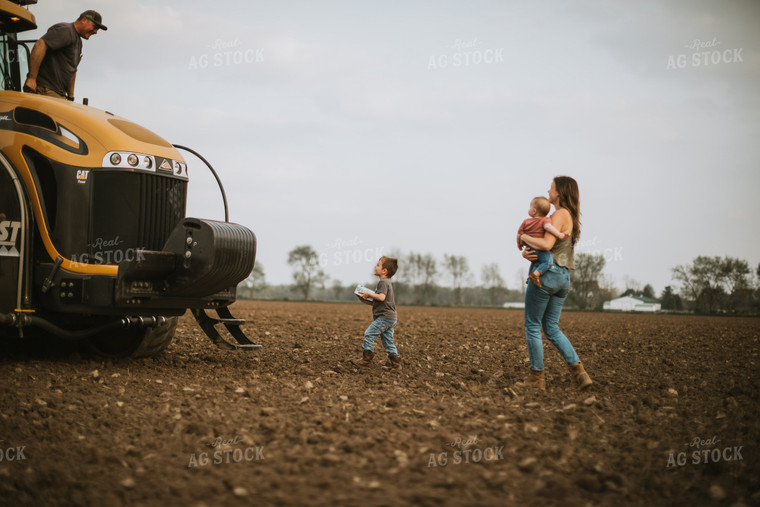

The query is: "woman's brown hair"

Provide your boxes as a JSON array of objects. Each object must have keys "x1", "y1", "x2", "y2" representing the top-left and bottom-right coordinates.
[{"x1": 553, "y1": 176, "x2": 581, "y2": 245}]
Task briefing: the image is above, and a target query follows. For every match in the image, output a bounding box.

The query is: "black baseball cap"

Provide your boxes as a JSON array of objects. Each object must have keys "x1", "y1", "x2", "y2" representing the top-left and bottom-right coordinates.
[{"x1": 80, "y1": 10, "x2": 108, "y2": 30}]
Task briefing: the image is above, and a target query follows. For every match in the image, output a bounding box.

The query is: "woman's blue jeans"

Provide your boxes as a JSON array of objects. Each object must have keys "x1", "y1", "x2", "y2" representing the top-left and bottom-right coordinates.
[{"x1": 524, "y1": 265, "x2": 580, "y2": 371}]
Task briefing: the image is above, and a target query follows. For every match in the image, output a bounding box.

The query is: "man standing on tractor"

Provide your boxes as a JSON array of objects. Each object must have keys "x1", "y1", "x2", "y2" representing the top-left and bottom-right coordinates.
[{"x1": 23, "y1": 10, "x2": 107, "y2": 101}]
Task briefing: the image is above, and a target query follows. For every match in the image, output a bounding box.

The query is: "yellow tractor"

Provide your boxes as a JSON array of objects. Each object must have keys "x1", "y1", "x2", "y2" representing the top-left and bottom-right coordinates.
[{"x1": 1, "y1": 0, "x2": 260, "y2": 356}]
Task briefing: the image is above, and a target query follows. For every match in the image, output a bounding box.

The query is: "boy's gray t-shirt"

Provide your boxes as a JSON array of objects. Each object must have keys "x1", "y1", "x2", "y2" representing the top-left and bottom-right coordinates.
[{"x1": 372, "y1": 279, "x2": 397, "y2": 321}]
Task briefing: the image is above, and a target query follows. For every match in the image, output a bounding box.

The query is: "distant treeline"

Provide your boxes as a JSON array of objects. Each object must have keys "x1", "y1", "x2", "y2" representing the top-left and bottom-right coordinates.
[
  {"x1": 242, "y1": 282, "x2": 525, "y2": 307},
  {"x1": 238, "y1": 247, "x2": 760, "y2": 315}
]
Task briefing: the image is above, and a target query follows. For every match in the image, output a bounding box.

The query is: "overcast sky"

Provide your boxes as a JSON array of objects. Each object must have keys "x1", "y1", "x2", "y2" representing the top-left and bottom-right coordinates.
[{"x1": 21, "y1": 1, "x2": 760, "y2": 294}]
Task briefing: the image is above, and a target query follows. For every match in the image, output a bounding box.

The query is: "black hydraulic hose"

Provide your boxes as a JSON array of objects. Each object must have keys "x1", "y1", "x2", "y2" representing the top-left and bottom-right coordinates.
[
  {"x1": 172, "y1": 144, "x2": 230, "y2": 222},
  {"x1": 1, "y1": 314, "x2": 167, "y2": 340},
  {"x1": 0, "y1": 313, "x2": 167, "y2": 340},
  {"x1": 0, "y1": 313, "x2": 126, "y2": 340},
  {"x1": 27, "y1": 316, "x2": 125, "y2": 340}
]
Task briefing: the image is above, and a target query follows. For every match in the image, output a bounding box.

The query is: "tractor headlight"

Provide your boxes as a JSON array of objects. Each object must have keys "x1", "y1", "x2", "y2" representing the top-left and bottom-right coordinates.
[{"x1": 102, "y1": 152, "x2": 186, "y2": 180}]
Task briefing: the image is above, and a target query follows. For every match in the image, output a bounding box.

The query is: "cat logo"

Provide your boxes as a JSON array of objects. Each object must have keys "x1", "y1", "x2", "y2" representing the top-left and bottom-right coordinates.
[
  {"x1": 160, "y1": 159, "x2": 172, "y2": 171},
  {"x1": 76, "y1": 169, "x2": 90, "y2": 184},
  {"x1": 0, "y1": 220, "x2": 22, "y2": 257}
]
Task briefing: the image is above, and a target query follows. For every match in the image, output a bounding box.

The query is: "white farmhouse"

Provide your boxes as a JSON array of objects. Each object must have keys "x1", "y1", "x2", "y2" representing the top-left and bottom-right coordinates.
[{"x1": 603, "y1": 296, "x2": 661, "y2": 312}]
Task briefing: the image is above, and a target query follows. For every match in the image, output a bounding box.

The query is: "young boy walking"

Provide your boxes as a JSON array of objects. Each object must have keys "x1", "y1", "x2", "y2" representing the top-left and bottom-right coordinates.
[{"x1": 351, "y1": 256, "x2": 401, "y2": 371}]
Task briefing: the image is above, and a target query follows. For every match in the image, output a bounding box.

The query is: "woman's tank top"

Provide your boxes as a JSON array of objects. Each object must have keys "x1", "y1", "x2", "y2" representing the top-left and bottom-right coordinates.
[
  {"x1": 550, "y1": 207, "x2": 575, "y2": 269},
  {"x1": 551, "y1": 236, "x2": 575, "y2": 270}
]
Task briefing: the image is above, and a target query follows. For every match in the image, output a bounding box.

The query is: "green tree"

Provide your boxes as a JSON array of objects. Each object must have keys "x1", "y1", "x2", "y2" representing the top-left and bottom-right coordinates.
[
  {"x1": 443, "y1": 254, "x2": 472, "y2": 305},
  {"x1": 723, "y1": 258, "x2": 750, "y2": 293},
  {"x1": 330, "y1": 278, "x2": 346, "y2": 301},
  {"x1": 418, "y1": 253, "x2": 438, "y2": 305},
  {"x1": 622, "y1": 276, "x2": 641, "y2": 297},
  {"x1": 401, "y1": 252, "x2": 422, "y2": 287},
  {"x1": 287, "y1": 245, "x2": 327, "y2": 299},
  {"x1": 569, "y1": 253, "x2": 606, "y2": 310},
  {"x1": 598, "y1": 274, "x2": 618, "y2": 304},
  {"x1": 673, "y1": 256, "x2": 727, "y2": 313},
  {"x1": 240, "y1": 263, "x2": 267, "y2": 299},
  {"x1": 723, "y1": 258, "x2": 751, "y2": 313},
  {"x1": 660, "y1": 285, "x2": 682, "y2": 311},
  {"x1": 672, "y1": 256, "x2": 752, "y2": 313},
  {"x1": 404, "y1": 252, "x2": 437, "y2": 305},
  {"x1": 481, "y1": 263, "x2": 507, "y2": 306}
]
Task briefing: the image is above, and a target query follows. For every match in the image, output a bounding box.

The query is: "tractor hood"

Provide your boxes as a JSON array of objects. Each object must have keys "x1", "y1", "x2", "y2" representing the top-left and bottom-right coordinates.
[
  {"x1": 0, "y1": 91, "x2": 186, "y2": 175},
  {"x1": 0, "y1": 0, "x2": 36, "y2": 33}
]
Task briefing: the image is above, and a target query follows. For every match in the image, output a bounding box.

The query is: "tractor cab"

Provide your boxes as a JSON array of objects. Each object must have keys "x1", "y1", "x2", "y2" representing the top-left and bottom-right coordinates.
[{"x1": 0, "y1": 0, "x2": 35, "y2": 91}]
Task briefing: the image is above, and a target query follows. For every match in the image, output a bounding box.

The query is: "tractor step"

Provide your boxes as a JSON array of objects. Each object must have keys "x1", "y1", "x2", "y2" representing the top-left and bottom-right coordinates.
[
  {"x1": 203, "y1": 317, "x2": 245, "y2": 326},
  {"x1": 191, "y1": 307, "x2": 262, "y2": 350}
]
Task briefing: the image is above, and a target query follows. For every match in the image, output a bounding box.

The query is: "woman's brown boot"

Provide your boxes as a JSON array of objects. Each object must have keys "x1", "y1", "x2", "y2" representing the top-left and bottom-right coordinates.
[
  {"x1": 351, "y1": 349, "x2": 374, "y2": 367},
  {"x1": 570, "y1": 362, "x2": 592, "y2": 390},
  {"x1": 516, "y1": 369, "x2": 546, "y2": 391}
]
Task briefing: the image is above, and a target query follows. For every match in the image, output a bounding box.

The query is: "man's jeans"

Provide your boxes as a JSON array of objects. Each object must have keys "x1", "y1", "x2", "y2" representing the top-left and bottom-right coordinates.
[
  {"x1": 524, "y1": 265, "x2": 580, "y2": 371},
  {"x1": 363, "y1": 317, "x2": 398, "y2": 356}
]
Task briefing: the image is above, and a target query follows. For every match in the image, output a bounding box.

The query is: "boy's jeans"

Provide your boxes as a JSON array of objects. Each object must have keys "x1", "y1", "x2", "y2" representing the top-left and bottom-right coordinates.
[
  {"x1": 362, "y1": 317, "x2": 398, "y2": 356},
  {"x1": 523, "y1": 264, "x2": 580, "y2": 371},
  {"x1": 529, "y1": 249, "x2": 554, "y2": 276}
]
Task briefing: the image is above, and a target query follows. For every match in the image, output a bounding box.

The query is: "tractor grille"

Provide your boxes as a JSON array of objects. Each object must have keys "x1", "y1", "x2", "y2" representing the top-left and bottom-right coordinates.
[
  {"x1": 136, "y1": 174, "x2": 187, "y2": 250},
  {"x1": 91, "y1": 171, "x2": 187, "y2": 254}
]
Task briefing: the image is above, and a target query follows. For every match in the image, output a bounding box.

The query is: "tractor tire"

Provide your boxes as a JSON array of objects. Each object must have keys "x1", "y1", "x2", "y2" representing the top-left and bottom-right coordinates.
[{"x1": 86, "y1": 316, "x2": 178, "y2": 358}]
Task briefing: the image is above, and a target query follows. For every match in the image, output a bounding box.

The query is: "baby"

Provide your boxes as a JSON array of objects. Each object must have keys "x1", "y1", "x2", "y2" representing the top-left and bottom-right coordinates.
[{"x1": 517, "y1": 196, "x2": 567, "y2": 288}]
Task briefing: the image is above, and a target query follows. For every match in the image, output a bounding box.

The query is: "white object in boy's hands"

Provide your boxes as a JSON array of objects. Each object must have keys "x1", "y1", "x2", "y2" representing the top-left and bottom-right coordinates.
[{"x1": 354, "y1": 285, "x2": 375, "y2": 300}]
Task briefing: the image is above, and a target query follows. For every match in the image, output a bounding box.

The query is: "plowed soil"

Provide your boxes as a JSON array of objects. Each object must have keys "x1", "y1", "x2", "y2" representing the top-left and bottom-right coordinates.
[{"x1": 1, "y1": 301, "x2": 758, "y2": 506}]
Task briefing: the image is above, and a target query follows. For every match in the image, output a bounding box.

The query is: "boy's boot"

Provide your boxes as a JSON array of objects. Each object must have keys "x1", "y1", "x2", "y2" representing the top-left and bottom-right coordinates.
[
  {"x1": 382, "y1": 354, "x2": 402, "y2": 372},
  {"x1": 351, "y1": 349, "x2": 374, "y2": 367},
  {"x1": 570, "y1": 362, "x2": 592, "y2": 390},
  {"x1": 528, "y1": 272, "x2": 542, "y2": 288},
  {"x1": 515, "y1": 369, "x2": 545, "y2": 391}
]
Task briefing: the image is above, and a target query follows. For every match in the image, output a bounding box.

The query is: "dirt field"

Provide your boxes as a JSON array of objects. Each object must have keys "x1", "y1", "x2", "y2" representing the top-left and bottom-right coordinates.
[{"x1": 0, "y1": 300, "x2": 758, "y2": 506}]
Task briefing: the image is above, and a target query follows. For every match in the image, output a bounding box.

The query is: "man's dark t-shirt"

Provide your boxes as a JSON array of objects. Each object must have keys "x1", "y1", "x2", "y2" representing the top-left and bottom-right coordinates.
[
  {"x1": 37, "y1": 22, "x2": 82, "y2": 97},
  {"x1": 372, "y1": 279, "x2": 397, "y2": 321}
]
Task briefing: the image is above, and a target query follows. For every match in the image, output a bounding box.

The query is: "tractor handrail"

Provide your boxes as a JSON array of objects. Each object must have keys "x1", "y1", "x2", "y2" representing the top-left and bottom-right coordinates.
[{"x1": 172, "y1": 144, "x2": 230, "y2": 223}]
